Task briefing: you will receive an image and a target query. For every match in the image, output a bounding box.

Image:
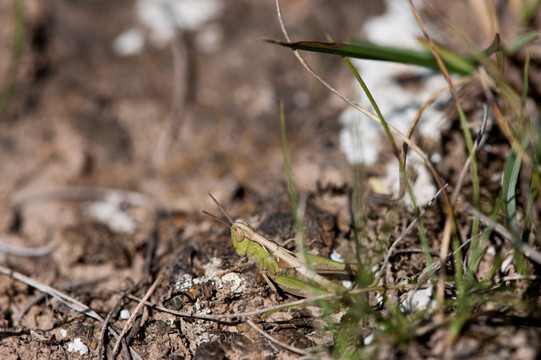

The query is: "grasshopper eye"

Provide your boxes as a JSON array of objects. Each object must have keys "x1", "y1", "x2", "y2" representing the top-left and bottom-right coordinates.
[{"x1": 234, "y1": 228, "x2": 245, "y2": 242}]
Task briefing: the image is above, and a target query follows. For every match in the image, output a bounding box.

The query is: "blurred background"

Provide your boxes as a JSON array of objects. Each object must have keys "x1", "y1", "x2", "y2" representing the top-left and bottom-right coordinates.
[{"x1": 0, "y1": 0, "x2": 382, "y2": 217}]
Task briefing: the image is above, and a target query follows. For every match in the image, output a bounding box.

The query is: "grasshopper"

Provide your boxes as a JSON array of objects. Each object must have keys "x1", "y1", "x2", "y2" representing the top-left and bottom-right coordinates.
[{"x1": 203, "y1": 194, "x2": 356, "y2": 297}]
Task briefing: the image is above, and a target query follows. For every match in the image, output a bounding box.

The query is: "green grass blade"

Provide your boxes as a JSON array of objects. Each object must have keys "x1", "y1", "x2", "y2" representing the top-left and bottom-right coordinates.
[
  {"x1": 267, "y1": 38, "x2": 495, "y2": 75},
  {"x1": 502, "y1": 150, "x2": 521, "y2": 234},
  {"x1": 279, "y1": 101, "x2": 298, "y2": 213},
  {"x1": 506, "y1": 31, "x2": 540, "y2": 55}
]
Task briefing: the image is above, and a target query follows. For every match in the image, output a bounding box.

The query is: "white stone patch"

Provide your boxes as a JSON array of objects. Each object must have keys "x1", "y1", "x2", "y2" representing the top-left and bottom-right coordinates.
[
  {"x1": 400, "y1": 286, "x2": 435, "y2": 313},
  {"x1": 67, "y1": 338, "x2": 89, "y2": 355},
  {"x1": 195, "y1": 331, "x2": 219, "y2": 346},
  {"x1": 330, "y1": 250, "x2": 353, "y2": 289},
  {"x1": 364, "y1": 0, "x2": 425, "y2": 47},
  {"x1": 59, "y1": 329, "x2": 67, "y2": 338},
  {"x1": 85, "y1": 193, "x2": 137, "y2": 233},
  {"x1": 330, "y1": 250, "x2": 344, "y2": 263},
  {"x1": 174, "y1": 257, "x2": 249, "y2": 300},
  {"x1": 203, "y1": 257, "x2": 223, "y2": 278},
  {"x1": 363, "y1": 332, "x2": 374, "y2": 345},
  {"x1": 112, "y1": 27, "x2": 145, "y2": 56},
  {"x1": 221, "y1": 272, "x2": 247, "y2": 294},
  {"x1": 430, "y1": 153, "x2": 443, "y2": 164},
  {"x1": 113, "y1": 0, "x2": 224, "y2": 56},
  {"x1": 174, "y1": 273, "x2": 194, "y2": 293},
  {"x1": 119, "y1": 309, "x2": 131, "y2": 320},
  {"x1": 340, "y1": 107, "x2": 381, "y2": 166},
  {"x1": 500, "y1": 254, "x2": 515, "y2": 274},
  {"x1": 375, "y1": 293, "x2": 384, "y2": 308}
]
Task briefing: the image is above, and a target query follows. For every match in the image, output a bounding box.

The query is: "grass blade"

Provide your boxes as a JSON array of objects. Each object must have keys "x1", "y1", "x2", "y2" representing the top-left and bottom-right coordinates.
[{"x1": 266, "y1": 37, "x2": 502, "y2": 75}]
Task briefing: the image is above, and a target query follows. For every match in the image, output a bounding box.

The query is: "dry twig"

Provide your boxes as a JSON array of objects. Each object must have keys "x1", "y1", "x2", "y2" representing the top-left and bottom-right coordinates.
[
  {"x1": 246, "y1": 319, "x2": 309, "y2": 356},
  {"x1": 467, "y1": 205, "x2": 541, "y2": 265},
  {"x1": 112, "y1": 274, "x2": 164, "y2": 357}
]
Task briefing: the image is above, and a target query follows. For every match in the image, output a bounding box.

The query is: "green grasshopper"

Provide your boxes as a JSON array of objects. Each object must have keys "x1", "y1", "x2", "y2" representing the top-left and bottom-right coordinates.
[{"x1": 203, "y1": 194, "x2": 357, "y2": 297}]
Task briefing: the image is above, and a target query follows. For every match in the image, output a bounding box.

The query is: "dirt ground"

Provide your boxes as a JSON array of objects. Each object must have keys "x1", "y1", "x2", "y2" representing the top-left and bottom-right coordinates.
[{"x1": 0, "y1": 0, "x2": 540, "y2": 359}]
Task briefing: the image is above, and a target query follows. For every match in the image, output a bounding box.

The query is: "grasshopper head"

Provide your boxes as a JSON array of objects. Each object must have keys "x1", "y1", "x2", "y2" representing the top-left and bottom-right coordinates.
[
  {"x1": 230, "y1": 222, "x2": 255, "y2": 256},
  {"x1": 203, "y1": 194, "x2": 257, "y2": 257}
]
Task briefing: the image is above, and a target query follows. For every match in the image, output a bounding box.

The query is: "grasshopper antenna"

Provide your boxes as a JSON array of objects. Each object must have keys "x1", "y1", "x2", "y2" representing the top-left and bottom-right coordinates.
[
  {"x1": 207, "y1": 193, "x2": 235, "y2": 225},
  {"x1": 202, "y1": 210, "x2": 233, "y2": 229}
]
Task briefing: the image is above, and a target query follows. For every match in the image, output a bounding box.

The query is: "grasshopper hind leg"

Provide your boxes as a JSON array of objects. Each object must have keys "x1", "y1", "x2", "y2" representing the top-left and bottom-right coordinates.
[
  {"x1": 273, "y1": 275, "x2": 329, "y2": 298},
  {"x1": 261, "y1": 273, "x2": 288, "y2": 302}
]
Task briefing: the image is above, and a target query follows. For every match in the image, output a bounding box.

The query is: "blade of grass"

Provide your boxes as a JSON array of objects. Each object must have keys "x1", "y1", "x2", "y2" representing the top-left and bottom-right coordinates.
[
  {"x1": 502, "y1": 150, "x2": 521, "y2": 234},
  {"x1": 266, "y1": 39, "x2": 479, "y2": 75},
  {"x1": 506, "y1": 31, "x2": 540, "y2": 55},
  {"x1": 279, "y1": 101, "x2": 298, "y2": 213}
]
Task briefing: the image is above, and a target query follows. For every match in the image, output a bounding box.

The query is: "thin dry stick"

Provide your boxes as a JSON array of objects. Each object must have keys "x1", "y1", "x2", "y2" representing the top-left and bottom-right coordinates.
[
  {"x1": 450, "y1": 105, "x2": 489, "y2": 205},
  {"x1": 118, "y1": 285, "x2": 394, "y2": 321},
  {"x1": 112, "y1": 274, "x2": 164, "y2": 357},
  {"x1": 497, "y1": 274, "x2": 540, "y2": 283},
  {"x1": 15, "y1": 277, "x2": 107, "y2": 326},
  {"x1": 0, "y1": 265, "x2": 103, "y2": 322},
  {"x1": 413, "y1": 235, "x2": 474, "y2": 291},
  {"x1": 11, "y1": 186, "x2": 150, "y2": 211},
  {"x1": 0, "y1": 265, "x2": 141, "y2": 360},
  {"x1": 246, "y1": 319, "x2": 309, "y2": 356},
  {"x1": 0, "y1": 240, "x2": 57, "y2": 257},
  {"x1": 466, "y1": 204, "x2": 541, "y2": 265}
]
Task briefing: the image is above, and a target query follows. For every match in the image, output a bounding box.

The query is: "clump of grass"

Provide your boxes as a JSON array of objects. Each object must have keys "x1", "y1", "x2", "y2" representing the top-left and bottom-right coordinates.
[{"x1": 272, "y1": 0, "x2": 541, "y2": 357}]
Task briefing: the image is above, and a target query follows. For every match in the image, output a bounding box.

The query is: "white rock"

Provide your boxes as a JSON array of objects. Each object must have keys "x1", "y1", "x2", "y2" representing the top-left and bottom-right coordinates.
[
  {"x1": 120, "y1": 309, "x2": 131, "y2": 320},
  {"x1": 67, "y1": 338, "x2": 89, "y2": 355},
  {"x1": 113, "y1": 28, "x2": 145, "y2": 56}
]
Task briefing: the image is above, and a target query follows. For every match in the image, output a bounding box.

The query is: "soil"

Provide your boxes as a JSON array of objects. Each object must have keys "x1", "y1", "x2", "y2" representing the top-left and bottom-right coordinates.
[{"x1": 0, "y1": 1, "x2": 540, "y2": 359}]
